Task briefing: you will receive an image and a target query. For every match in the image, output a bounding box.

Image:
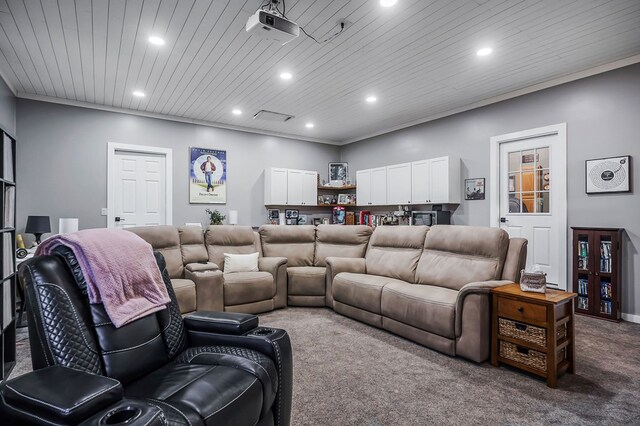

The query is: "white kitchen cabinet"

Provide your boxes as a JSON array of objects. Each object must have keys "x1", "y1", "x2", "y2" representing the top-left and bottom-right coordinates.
[
  {"x1": 410, "y1": 156, "x2": 460, "y2": 204},
  {"x1": 386, "y1": 162, "x2": 412, "y2": 205},
  {"x1": 264, "y1": 167, "x2": 288, "y2": 205},
  {"x1": 357, "y1": 167, "x2": 387, "y2": 206},
  {"x1": 264, "y1": 167, "x2": 317, "y2": 206},
  {"x1": 356, "y1": 169, "x2": 372, "y2": 206}
]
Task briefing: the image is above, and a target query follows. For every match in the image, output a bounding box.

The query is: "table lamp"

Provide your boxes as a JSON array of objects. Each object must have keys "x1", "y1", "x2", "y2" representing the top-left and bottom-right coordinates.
[{"x1": 25, "y1": 215, "x2": 51, "y2": 245}]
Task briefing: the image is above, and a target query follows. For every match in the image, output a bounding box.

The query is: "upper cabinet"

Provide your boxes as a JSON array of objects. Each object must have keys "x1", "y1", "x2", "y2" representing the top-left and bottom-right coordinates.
[
  {"x1": 357, "y1": 167, "x2": 387, "y2": 206},
  {"x1": 356, "y1": 156, "x2": 460, "y2": 206},
  {"x1": 411, "y1": 156, "x2": 460, "y2": 204},
  {"x1": 264, "y1": 167, "x2": 317, "y2": 206},
  {"x1": 386, "y1": 162, "x2": 412, "y2": 205}
]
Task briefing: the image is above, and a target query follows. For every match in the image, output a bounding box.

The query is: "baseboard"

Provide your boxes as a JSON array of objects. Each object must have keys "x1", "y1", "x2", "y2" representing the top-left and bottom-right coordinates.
[{"x1": 622, "y1": 313, "x2": 640, "y2": 324}]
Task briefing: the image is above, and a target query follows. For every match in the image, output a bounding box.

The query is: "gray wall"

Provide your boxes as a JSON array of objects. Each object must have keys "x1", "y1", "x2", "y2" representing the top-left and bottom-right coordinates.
[
  {"x1": 16, "y1": 99, "x2": 340, "y2": 235},
  {"x1": 0, "y1": 76, "x2": 15, "y2": 136},
  {"x1": 341, "y1": 63, "x2": 640, "y2": 318}
]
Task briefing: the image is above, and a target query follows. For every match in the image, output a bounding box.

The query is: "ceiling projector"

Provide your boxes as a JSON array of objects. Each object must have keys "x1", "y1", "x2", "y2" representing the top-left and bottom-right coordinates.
[{"x1": 246, "y1": 9, "x2": 299, "y2": 44}]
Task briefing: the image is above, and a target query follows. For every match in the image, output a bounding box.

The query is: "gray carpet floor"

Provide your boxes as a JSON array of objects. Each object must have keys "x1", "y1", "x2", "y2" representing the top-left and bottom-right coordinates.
[{"x1": 11, "y1": 308, "x2": 640, "y2": 425}]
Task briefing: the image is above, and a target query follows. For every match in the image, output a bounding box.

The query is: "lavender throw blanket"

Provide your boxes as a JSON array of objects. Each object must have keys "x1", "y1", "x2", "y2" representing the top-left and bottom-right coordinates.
[{"x1": 36, "y1": 228, "x2": 170, "y2": 328}]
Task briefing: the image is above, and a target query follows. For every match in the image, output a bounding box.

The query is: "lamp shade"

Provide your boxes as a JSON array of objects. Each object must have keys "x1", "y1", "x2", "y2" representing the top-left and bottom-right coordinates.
[
  {"x1": 59, "y1": 218, "x2": 79, "y2": 234},
  {"x1": 25, "y1": 216, "x2": 51, "y2": 234}
]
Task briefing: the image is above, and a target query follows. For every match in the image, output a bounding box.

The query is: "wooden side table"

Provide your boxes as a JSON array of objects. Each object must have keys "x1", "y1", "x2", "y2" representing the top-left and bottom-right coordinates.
[{"x1": 491, "y1": 283, "x2": 577, "y2": 388}]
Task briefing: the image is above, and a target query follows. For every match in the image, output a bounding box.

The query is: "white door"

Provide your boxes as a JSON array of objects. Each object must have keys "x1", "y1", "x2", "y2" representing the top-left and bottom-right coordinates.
[
  {"x1": 411, "y1": 160, "x2": 431, "y2": 204},
  {"x1": 301, "y1": 171, "x2": 318, "y2": 206},
  {"x1": 287, "y1": 170, "x2": 303, "y2": 205},
  {"x1": 370, "y1": 167, "x2": 387, "y2": 205},
  {"x1": 387, "y1": 163, "x2": 412, "y2": 205},
  {"x1": 356, "y1": 170, "x2": 372, "y2": 206},
  {"x1": 113, "y1": 151, "x2": 166, "y2": 228},
  {"x1": 495, "y1": 126, "x2": 567, "y2": 288}
]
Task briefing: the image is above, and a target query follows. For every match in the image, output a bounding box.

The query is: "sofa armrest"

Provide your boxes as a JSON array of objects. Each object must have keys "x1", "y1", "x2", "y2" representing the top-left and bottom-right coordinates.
[
  {"x1": 454, "y1": 280, "x2": 514, "y2": 336},
  {"x1": 325, "y1": 257, "x2": 366, "y2": 307},
  {"x1": 185, "y1": 261, "x2": 219, "y2": 272},
  {"x1": 185, "y1": 269, "x2": 224, "y2": 312},
  {"x1": 259, "y1": 257, "x2": 288, "y2": 309},
  {"x1": 184, "y1": 311, "x2": 259, "y2": 335},
  {"x1": 0, "y1": 366, "x2": 122, "y2": 425}
]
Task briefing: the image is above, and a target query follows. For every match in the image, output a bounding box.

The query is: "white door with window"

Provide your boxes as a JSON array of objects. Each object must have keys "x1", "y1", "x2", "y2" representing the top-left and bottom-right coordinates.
[
  {"x1": 108, "y1": 143, "x2": 172, "y2": 229},
  {"x1": 491, "y1": 124, "x2": 567, "y2": 289}
]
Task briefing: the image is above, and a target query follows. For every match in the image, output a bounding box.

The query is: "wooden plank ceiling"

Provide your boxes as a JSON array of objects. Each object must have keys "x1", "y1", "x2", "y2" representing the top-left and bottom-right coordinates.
[{"x1": 0, "y1": 0, "x2": 638, "y2": 144}]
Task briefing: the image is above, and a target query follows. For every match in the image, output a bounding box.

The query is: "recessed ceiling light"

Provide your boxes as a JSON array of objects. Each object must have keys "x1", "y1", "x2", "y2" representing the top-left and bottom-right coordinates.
[
  {"x1": 380, "y1": 0, "x2": 397, "y2": 7},
  {"x1": 477, "y1": 47, "x2": 493, "y2": 56},
  {"x1": 280, "y1": 72, "x2": 293, "y2": 80},
  {"x1": 132, "y1": 91, "x2": 145, "y2": 97},
  {"x1": 148, "y1": 36, "x2": 165, "y2": 46},
  {"x1": 366, "y1": 96, "x2": 377, "y2": 103},
  {"x1": 305, "y1": 123, "x2": 314, "y2": 128},
  {"x1": 232, "y1": 109, "x2": 242, "y2": 115}
]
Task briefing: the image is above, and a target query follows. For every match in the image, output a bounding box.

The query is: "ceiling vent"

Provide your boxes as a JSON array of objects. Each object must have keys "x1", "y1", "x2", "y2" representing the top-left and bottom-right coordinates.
[{"x1": 253, "y1": 110, "x2": 295, "y2": 122}]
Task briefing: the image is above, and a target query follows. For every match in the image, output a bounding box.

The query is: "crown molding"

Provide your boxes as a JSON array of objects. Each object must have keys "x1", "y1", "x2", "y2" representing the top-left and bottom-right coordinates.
[
  {"x1": 339, "y1": 54, "x2": 640, "y2": 145},
  {"x1": 15, "y1": 93, "x2": 341, "y2": 146}
]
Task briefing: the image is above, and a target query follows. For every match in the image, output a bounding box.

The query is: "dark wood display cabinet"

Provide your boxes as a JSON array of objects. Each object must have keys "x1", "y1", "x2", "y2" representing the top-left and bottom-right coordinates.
[
  {"x1": 0, "y1": 128, "x2": 16, "y2": 383},
  {"x1": 572, "y1": 227, "x2": 623, "y2": 322}
]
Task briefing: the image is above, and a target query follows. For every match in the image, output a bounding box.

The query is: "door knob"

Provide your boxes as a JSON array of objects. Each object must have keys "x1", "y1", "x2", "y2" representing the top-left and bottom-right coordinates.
[
  {"x1": 517, "y1": 307, "x2": 524, "y2": 312},
  {"x1": 500, "y1": 217, "x2": 508, "y2": 223},
  {"x1": 115, "y1": 217, "x2": 124, "y2": 222}
]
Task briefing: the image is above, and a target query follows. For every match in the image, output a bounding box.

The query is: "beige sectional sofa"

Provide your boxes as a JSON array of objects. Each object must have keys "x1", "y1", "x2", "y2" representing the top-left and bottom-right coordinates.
[
  {"x1": 128, "y1": 223, "x2": 526, "y2": 363},
  {"x1": 259, "y1": 225, "x2": 372, "y2": 306},
  {"x1": 328, "y1": 225, "x2": 527, "y2": 362}
]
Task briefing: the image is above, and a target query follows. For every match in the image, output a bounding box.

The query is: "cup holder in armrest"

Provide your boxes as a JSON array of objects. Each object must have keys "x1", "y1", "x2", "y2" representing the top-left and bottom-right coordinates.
[
  {"x1": 251, "y1": 327, "x2": 275, "y2": 337},
  {"x1": 100, "y1": 406, "x2": 142, "y2": 425}
]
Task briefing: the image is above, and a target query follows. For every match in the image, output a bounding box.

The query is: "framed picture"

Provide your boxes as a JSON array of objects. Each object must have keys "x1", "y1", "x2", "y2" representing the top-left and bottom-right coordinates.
[
  {"x1": 328, "y1": 162, "x2": 348, "y2": 184},
  {"x1": 268, "y1": 209, "x2": 280, "y2": 220},
  {"x1": 285, "y1": 209, "x2": 299, "y2": 219},
  {"x1": 465, "y1": 178, "x2": 485, "y2": 200},
  {"x1": 297, "y1": 215, "x2": 307, "y2": 225},
  {"x1": 337, "y1": 194, "x2": 349, "y2": 205},
  {"x1": 190, "y1": 147, "x2": 227, "y2": 203},
  {"x1": 313, "y1": 218, "x2": 322, "y2": 226},
  {"x1": 585, "y1": 156, "x2": 631, "y2": 194}
]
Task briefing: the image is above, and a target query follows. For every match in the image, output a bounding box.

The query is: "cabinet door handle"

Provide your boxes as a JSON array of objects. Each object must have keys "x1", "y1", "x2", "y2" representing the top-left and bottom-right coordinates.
[{"x1": 517, "y1": 306, "x2": 524, "y2": 313}]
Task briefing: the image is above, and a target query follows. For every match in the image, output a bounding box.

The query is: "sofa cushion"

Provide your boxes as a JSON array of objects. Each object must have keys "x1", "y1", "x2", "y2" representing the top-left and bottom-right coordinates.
[
  {"x1": 179, "y1": 225, "x2": 208, "y2": 264},
  {"x1": 381, "y1": 281, "x2": 457, "y2": 338},
  {"x1": 224, "y1": 252, "x2": 259, "y2": 273},
  {"x1": 223, "y1": 272, "x2": 275, "y2": 305},
  {"x1": 171, "y1": 279, "x2": 196, "y2": 314},
  {"x1": 333, "y1": 272, "x2": 408, "y2": 314},
  {"x1": 314, "y1": 225, "x2": 372, "y2": 267},
  {"x1": 287, "y1": 266, "x2": 326, "y2": 296},
  {"x1": 259, "y1": 225, "x2": 316, "y2": 267},
  {"x1": 124, "y1": 362, "x2": 264, "y2": 425},
  {"x1": 416, "y1": 225, "x2": 510, "y2": 291},
  {"x1": 206, "y1": 226, "x2": 258, "y2": 271},
  {"x1": 365, "y1": 226, "x2": 429, "y2": 283},
  {"x1": 128, "y1": 225, "x2": 183, "y2": 279}
]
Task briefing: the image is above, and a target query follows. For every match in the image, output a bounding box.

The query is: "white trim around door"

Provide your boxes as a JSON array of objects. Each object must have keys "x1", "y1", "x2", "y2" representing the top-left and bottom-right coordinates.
[
  {"x1": 489, "y1": 123, "x2": 567, "y2": 286},
  {"x1": 107, "y1": 143, "x2": 173, "y2": 228}
]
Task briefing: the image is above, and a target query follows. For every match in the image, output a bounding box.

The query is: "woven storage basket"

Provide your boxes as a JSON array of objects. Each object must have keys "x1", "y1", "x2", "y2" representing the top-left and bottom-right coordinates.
[
  {"x1": 498, "y1": 319, "x2": 567, "y2": 347},
  {"x1": 499, "y1": 318, "x2": 546, "y2": 346},
  {"x1": 520, "y1": 270, "x2": 547, "y2": 293},
  {"x1": 500, "y1": 341, "x2": 547, "y2": 372}
]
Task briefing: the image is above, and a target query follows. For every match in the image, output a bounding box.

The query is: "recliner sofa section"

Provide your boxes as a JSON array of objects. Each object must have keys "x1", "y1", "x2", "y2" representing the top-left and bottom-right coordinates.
[
  {"x1": 129, "y1": 225, "x2": 222, "y2": 314},
  {"x1": 327, "y1": 225, "x2": 527, "y2": 363},
  {"x1": 259, "y1": 224, "x2": 372, "y2": 307}
]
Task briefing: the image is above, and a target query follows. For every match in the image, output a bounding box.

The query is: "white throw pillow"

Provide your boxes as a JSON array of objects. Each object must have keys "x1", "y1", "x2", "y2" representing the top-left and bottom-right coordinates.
[{"x1": 223, "y1": 252, "x2": 259, "y2": 273}]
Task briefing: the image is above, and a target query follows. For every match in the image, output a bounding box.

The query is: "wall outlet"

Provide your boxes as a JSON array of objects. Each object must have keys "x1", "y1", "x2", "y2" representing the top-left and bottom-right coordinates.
[{"x1": 101, "y1": 208, "x2": 108, "y2": 216}]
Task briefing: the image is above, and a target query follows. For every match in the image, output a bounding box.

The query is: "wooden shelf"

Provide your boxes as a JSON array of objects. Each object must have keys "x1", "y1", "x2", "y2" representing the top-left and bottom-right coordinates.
[{"x1": 317, "y1": 185, "x2": 357, "y2": 190}]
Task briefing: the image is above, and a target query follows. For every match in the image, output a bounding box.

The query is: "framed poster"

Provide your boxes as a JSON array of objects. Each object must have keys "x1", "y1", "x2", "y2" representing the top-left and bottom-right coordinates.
[
  {"x1": 585, "y1": 156, "x2": 631, "y2": 194},
  {"x1": 465, "y1": 178, "x2": 485, "y2": 200},
  {"x1": 328, "y1": 162, "x2": 348, "y2": 184},
  {"x1": 190, "y1": 147, "x2": 227, "y2": 203}
]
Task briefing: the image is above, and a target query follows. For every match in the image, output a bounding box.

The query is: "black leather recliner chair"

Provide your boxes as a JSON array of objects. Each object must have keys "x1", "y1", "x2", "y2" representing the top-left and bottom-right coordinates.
[{"x1": 1, "y1": 248, "x2": 293, "y2": 425}]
